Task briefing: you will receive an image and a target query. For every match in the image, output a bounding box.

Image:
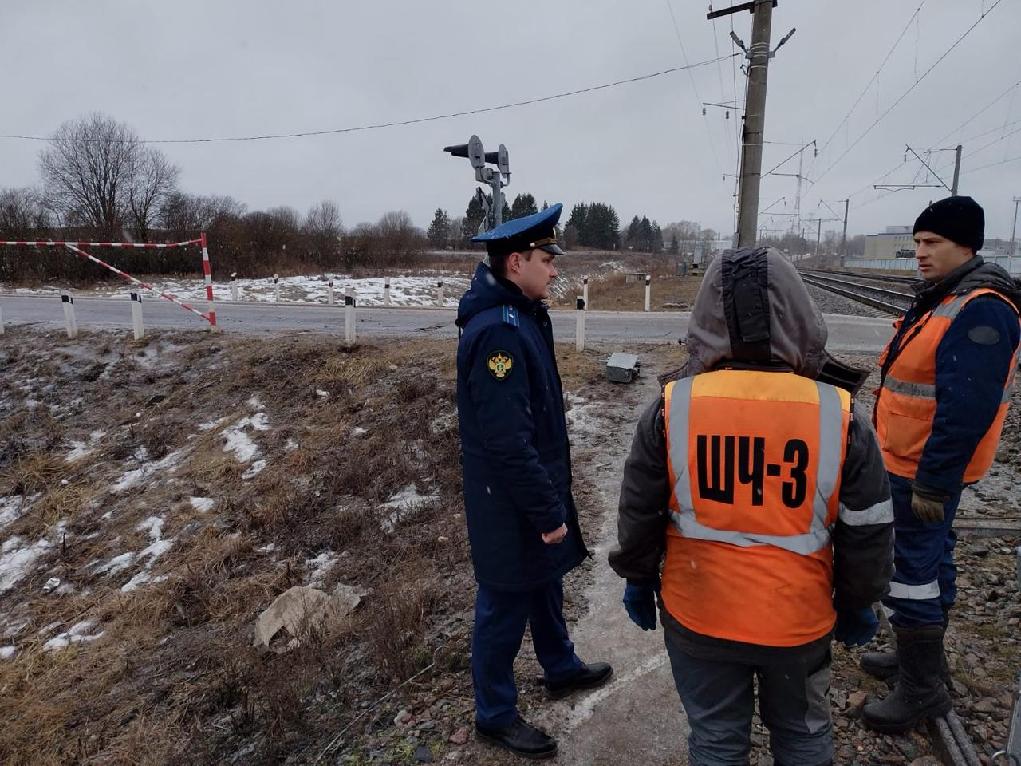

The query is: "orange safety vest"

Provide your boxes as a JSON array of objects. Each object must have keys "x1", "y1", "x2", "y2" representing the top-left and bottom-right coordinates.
[
  {"x1": 875, "y1": 288, "x2": 1020, "y2": 483},
  {"x1": 662, "y1": 370, "x2": 851, "y2": 647}
]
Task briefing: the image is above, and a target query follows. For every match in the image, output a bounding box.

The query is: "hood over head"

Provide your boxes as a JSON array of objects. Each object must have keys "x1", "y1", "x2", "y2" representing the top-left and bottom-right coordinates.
[{"x1": 683, "y1": 247, "x2": 830, "y2": 379}]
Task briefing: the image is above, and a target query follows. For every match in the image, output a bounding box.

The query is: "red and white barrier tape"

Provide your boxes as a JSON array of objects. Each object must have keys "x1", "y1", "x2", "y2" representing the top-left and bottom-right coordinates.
[
  {"x1": 0, "y1": 239, "x2": 202, "y2": 249},
  {"x1": 60, "y1": 242, "x2": 216, "y2": 327}
]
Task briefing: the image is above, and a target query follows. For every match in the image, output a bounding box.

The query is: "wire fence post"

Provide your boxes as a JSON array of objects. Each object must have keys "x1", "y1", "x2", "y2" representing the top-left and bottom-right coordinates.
[
  {"x1": 61, "y1": 292, "x2": 77, "y2": 339},
  {"x1": 575, "y1": 296, "x2": 586, "y2": 351},
  {"x1": 344, "y1": 291, "x2": 356, "y2": 344},
  {"x1": 130, "y1": 292, "x2": 144, "y2": 340}
]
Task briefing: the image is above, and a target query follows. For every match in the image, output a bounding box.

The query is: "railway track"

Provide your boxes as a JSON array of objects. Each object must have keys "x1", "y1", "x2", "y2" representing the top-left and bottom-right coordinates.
[{"x1": 800, "y1": 270, "x2": 914, "y2": 314}]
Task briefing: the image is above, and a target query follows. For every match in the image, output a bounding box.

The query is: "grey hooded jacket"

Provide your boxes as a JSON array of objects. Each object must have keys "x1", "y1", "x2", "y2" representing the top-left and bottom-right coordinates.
[{"x1": 609, "y1": 247, "x2": 894, "y2": 651}]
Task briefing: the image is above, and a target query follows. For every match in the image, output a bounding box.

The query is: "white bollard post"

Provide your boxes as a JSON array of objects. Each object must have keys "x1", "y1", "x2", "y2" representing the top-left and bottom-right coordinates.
[
  {"x1": 583, "y1": 277, "x2": 590, "y2": 311},
  {"x1": 644, "y1": 274, "x2": 652, "y2": 312},
  {"x1": 230, "y1": 272, "x2": 239, "y2": 302},
  {"x1": 575, "y1": 296, "x2": 586, "y2": 352},
  {"x1": 344, "y1": 291, "x2": 356, "y2": 344},
  {"x1": 0, "y1": 303, "x2": 4, "y2": 336},
  {"x1": 384, "y1": 278, "x2": 391, "y2": 306},
  {"x1": 328, "y1": 280, "x2": 335, "y2": 306},
  {"x1": 130, "y1": 292, "x2": 144, "y2": 340},
  {"x1": 273, "y1": 274, "x2": 280, "y2": 303},
  {"x1": 436, "y1": 279, "x2": 444, "y2": 307},
  {"x1": 61, "y1": 292, "x2": 77, "y2": 339}
]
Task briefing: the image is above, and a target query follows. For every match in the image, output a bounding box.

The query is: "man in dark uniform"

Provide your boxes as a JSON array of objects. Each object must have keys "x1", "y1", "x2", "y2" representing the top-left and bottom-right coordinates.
[{"x1": 455, "y1": 203, "x2": 611, "y2": 760}]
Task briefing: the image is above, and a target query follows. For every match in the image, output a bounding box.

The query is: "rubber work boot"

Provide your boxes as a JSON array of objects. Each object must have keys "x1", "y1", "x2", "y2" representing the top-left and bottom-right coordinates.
[
  {"x1": 861, "y1": 608, "x2": 952, "y2": 685},
  {"x1": 544, "y1": 661, "x2": 613, "y2": 699},
  {"x1": 860, "y1": 649, "x2": 899, "y2": 682},
  {"x1": 475, "y1": 715, "x2": 557, "y2": 760},
  {"x1": 862, "y1": 625, "x2": 952, "y2": 734}
]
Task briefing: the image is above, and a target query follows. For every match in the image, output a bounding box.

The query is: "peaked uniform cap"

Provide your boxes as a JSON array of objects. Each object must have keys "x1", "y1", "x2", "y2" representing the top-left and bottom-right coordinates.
[{"x1": 472, "y1": 203, "x2": 564, "y2": 256}]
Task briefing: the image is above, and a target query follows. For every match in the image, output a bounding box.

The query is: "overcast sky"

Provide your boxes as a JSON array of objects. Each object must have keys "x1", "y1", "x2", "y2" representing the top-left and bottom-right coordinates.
[{"x1": 2, "y1": 0, "x2": 1019, "y2": 241}]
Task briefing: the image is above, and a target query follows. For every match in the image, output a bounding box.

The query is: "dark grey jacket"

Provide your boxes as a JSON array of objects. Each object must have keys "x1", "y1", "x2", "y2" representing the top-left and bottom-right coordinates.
[{"x1": 609, "y1": 247, "x2": 894, "y2": 651}]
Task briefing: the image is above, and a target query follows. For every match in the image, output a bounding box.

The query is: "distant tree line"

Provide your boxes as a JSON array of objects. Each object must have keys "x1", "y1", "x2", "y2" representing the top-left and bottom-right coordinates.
[{"x1": 0, "y1": 113, "x2": 427, "y2": 283}]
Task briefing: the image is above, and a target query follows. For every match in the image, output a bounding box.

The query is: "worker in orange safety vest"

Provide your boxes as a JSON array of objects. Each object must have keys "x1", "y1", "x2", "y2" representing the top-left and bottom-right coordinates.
[
  {"x1": 862, "y1": 196, "x2": 1021, "y2": 734},
  {"x1": 610, "y1": 247, "x2": 894, "y2": 766}
]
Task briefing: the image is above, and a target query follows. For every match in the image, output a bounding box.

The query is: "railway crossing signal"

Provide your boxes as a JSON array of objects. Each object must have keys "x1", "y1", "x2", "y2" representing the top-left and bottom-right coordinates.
[{"x1": 444, "y1": 136, "x2": 511, "y2": 232}]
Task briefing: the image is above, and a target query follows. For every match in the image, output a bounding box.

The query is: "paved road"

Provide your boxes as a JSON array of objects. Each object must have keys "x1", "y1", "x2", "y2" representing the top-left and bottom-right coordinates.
[{"x1": 0, "y1": 294, "x2": 895, "y2": 353}]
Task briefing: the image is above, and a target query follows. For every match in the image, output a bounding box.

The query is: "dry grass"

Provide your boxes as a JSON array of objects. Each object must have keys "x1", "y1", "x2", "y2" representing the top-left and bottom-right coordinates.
[{"x1": 0, "y1": 328, "x2": 509, "y2": 764}]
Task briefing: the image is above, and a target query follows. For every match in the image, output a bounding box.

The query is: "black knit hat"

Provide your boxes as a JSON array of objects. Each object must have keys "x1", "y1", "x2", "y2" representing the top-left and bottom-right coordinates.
[{"x1": 913, "y1": 195, "x2": 984, "y2": 252}]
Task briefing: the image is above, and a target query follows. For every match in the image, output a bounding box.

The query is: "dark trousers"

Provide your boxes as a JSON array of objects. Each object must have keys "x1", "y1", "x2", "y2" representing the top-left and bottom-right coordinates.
[
  {"x1": 472, "y1": 578, "x2": 583, "y2": 727},
  {"x1": 664, "y1": 623, "x2": 833, "y2": 766},
  {"x1": 883, "y1": 473, "x2": 960, "y2": 628}
]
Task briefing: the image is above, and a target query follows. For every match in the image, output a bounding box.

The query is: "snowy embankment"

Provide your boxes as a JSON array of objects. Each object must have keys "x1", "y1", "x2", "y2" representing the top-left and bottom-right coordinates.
[{"x1": 4, "y1": 273, "x2": 472, "y2": 308}]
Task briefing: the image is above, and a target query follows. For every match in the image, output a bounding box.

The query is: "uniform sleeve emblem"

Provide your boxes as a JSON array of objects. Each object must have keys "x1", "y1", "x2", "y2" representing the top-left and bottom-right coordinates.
[{"x1": 487, "y1": 351, "x2": 514, "y2": 380}]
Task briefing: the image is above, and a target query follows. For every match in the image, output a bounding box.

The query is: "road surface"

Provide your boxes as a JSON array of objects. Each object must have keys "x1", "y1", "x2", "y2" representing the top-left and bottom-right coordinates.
[{"x1": 0, "y1": 294, "x2": 895, "y2": 353}]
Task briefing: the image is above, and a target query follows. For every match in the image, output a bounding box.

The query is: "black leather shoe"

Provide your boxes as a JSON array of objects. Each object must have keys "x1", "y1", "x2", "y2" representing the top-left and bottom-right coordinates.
[
  {"x1": 545, "y1": 662, "x2": 613, "y2": 699},
  {"x1": 475, "y1": 715, "x2": 557, "y2": 760}
]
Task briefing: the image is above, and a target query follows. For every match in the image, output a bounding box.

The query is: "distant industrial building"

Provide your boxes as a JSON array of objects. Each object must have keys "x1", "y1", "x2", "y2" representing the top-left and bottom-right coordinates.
[{"x1": 864, "y1": 226, "x2": 915, "y2": 260}]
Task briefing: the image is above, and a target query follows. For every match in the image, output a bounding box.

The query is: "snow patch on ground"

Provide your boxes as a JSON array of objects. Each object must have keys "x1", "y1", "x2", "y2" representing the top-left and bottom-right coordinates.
[
  {"x1": 306, "y1": 551, "x2": 339, "y2": 587},
  {"x1": 43, "y1": 620, "x2": 104, "y2": 651},
  {"x1": 7, "y1": 273, "x2": 473, "y2": 308},
  {"x1": 0, "y1": 496, "x2": 28, "y2": 530},
  {"x1": 565, "y1": 393, "x2": 602, "y2": 437},
  {"x1": 223, "y1": 412, "x2": 270, "y2": 464},
  {"x1": 119, "y1": 515, "x2": 174, "y2": 592},
  {"x1": 189, "y1": 496, "x2": 215, "y2": 513},
  {"x1": 379, "y1": 484, "x2": 439, "y2": 534},
  {"x1": 0, "y1": 535, "x2": 53, "y2": 592},
  {"x1": 0, "y1": 646, "x2": 15, "y2": 660},
  {"x1": 66, "y1": 430, "x2": 106, "y2": 463},
  {"x1": 112, "y1": 448, "x2": 186, "y2": 493}
]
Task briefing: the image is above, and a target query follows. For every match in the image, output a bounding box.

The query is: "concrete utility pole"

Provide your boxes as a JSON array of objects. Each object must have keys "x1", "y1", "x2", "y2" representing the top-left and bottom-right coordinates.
[
  {"x1": 1010, "y1": 196, "x2": 1021, "y2": 257},
  {"x1": 709, "y1": 1, "x2": 780, "y2": 248},
  {"x1": 951, "y1": 144, "x2": 963, "y2": 195},
  {"x1": 841, "y1": 198, "x2": 850, "y2": 262}
]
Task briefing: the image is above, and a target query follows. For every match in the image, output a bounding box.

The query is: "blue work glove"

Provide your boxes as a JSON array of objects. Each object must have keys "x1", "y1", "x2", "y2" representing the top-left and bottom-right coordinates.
[
  {"x1": 834, "y1": 607, "x2": 879, "y2": 648},
  {"x1": 623, "y1": 582, "x2": 659, "y2": 631}
]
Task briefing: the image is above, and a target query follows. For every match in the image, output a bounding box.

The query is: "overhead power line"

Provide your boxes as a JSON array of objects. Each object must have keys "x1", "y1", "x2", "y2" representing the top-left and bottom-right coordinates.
[
  {"x1": 664, "y1": 0, "x2": 726, "y2": 176},
  {"x1": 813, "y1": 0, "x2": 1007, "y2": 186},
  {"x1": 934, "y1": 77, "x2": 1021, "y2": 146},
  {"x1": 0, "y1": 52, "x2": 738, "y2": 145},
  {"x1": 817, "y1": 1, "x2": 926, "y2": 156}
]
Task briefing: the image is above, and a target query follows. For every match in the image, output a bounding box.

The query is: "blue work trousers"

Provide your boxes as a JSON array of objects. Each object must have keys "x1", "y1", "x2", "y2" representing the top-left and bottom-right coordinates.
[
  {"x1": 883, "y1": 473, "x2": 961, "y2": 628},
  {"x1": 472, "y1": 578, "x2": 583, "y2": 727}
]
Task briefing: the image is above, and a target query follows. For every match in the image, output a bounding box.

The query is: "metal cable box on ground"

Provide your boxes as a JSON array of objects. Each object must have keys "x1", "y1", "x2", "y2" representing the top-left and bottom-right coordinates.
[{"x1": 606, "y1": 353, "x2": 641, "y2": 383}]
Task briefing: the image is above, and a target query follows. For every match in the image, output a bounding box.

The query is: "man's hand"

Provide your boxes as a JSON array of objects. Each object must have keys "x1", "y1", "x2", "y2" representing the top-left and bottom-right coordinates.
[
  {"x1": 541, "y1": 523, "x2": 567, "y2": 544},
  {"x1": 833, "y1": 606, "x2": 879, "y2": 648},
  {"x1": 911, "y1": 485, "x2": 947, "y2": 523},
  {"x1": 623, "y1": 583, "x2": 659, "y2": 631}
]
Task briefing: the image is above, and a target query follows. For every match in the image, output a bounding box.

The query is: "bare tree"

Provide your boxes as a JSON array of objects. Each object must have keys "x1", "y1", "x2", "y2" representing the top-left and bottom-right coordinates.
[
  {"x1": 39, "y1": 113, "x2": 178, "y2": 238},
  {"x1": 303, "y1": 200, "x2": 342, "y2": 268},
  {"x1": 303, "y1": 200, "x2": 342, "y2": 238},
  {"x1": 127, "y1": 147, "x2": 179, "y2": 240},
  {"x1": 0, "y1": 187, "x2": 51, "y2": 235}
]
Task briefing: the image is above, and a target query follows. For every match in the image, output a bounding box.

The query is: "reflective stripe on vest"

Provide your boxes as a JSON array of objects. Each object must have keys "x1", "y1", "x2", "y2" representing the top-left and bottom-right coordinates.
[
  {"x1": 876, "y1": 287, "x2": 1020, "y2": 482},
  {"x1": 661, "y1": 370, "x2": 852, "y2": 646},
  {"x1": 667, "y1": 377, "x2": 844, "y2": 556}
]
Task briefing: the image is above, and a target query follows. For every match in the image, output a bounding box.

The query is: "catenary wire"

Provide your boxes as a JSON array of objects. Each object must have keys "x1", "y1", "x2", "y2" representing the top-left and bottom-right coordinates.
[
  {"x1": 813, "y1": 0, "x2": 1007, "y2": 186},
  {"x1": 0, "y1": 52, "x2": 738, "y2": 145},
  {"x1": 817, "y1": 2, "x2": 926, "y2": 156}
]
